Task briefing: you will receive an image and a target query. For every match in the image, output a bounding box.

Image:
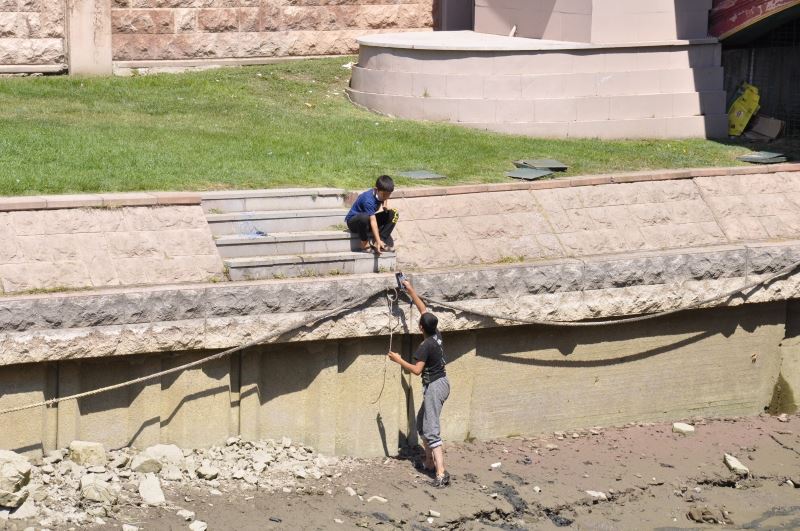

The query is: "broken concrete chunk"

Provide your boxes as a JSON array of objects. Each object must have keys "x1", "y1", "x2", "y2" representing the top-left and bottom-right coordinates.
[
  {"x1": 176, "y1": 508, "x2": 195, "y2": 521},
  {"x1": 138, "y1": 473, "x2": 166, "y2": 506},
  {"x1": 196, "y1": 464, "x2": 219, "y2": 480},
  {"x1": 68, "y1": 441, "x2": 107, "y2": 467},
  {"x1": 8, "y1": 497, "x2": 37, "y2": 520},
  {"x1": 723, "y1": 453, "x2": 749, "y2": 477},
  {"x1": 585, "y1": 490, "x2": 608, "y2": 501},
  {"x1": 0, "y1": 450, "x2": 32, "y2": 509},
  {"x1": 80, "y1": 474, "x2": 119, "y2": 505},
  {"x1": 144, "y1": 444, "x2": 184, "y2": 466},
  {"x1": 131, "y1": 454, "x2": 162, "y2": 474},
  {"x1": 189, "y1": 520, "x2": 208, "y2": 531},
  {"x1": 672, "y1": 422, "x2": 695, "y2": 435}
]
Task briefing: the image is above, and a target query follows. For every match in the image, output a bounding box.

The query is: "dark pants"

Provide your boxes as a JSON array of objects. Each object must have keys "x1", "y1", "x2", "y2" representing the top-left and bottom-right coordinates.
[{"x1": 346, "y1": 209, "x2": 398, "y2": 246}]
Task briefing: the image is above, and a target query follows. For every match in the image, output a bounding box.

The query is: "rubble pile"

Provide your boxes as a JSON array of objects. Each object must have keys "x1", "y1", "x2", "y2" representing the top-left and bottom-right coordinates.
[{"x1": 0, "y1": 436, "x2": 353, "y2": 529}]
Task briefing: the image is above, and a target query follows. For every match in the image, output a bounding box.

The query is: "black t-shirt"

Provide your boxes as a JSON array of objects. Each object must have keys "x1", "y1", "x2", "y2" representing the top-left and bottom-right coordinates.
[{"x1": 412, "y1": 330, "x2": 446, "y2": 386}]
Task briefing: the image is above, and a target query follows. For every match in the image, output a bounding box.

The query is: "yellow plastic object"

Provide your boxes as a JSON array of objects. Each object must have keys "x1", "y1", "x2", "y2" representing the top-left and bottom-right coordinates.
[{"x1": 728, "y1": 83, "x2": 760, "y2": 136}]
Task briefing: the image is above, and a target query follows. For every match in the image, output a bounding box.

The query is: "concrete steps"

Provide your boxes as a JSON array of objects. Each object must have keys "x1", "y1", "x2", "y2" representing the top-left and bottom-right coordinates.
[
  {"x1": 225, "y1": 251, "x2": 396, "y2": 280},
  {"x1": 201, "y1": 189, "x2": 396, "y2": 280},
  {"x1": 214, "y1": 230, "x2": 359, "y2": 258},
  {"x1": 202, "y1": 188, "x2": 346, "y2": 214},
  {"x1": 206, "y1": 208, "x2": 348, "y2": 236}
]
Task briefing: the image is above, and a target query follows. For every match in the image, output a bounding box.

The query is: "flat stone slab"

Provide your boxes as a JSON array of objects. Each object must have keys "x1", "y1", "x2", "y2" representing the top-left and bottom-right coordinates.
[{"x1": 357, "y1": 30, "x2": 717, "y2": 51}]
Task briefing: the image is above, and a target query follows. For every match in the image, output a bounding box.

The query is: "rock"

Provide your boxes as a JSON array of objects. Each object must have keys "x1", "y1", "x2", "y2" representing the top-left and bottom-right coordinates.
[
  {"x1": 40, "y1": 465, "x2": 54, "y2": 475},
  {"x1": 281, "y1": 437, "x2": 292, "y2": 448},
  {"x1": 87, "y1": 465, "x2": 106, "y2": 473},
  {"x1": 122, "y1": 525, "x2": 139, "y2": 531},
  {"x1": 427, "y1": 517, "x2": 434, "y2": 524},
  {"x1": 367, "y1": 495, "x2": 388, "y2": 503},
  {"x1": 571, "y1": 433, "x2": 579, "y2": 439},
  {"x1": 161, "y1": 465, "x2": 183, "y2": 481},
  {"x1": 334, "y1": 518, "x2": 343, "y2": 524},
  {"x1": 43, "y1": 450, "x2": 65, "y2": 464},
  {"x1": 545, "y1": 444, "x2": 559, "y2": 451},
  {"x1": 138, "y1": 473, "x2": 166, "y2": 506},
  {"x1": 131, "y1": 454, "x2": 162, "y2": 474},
  {"x1": 345, "y1": 486, "x2": 357, "y2": 496},
  {"x1": 490, "y1": 462, "x2": 501, "y2": 469},
  {"x1": 144, "y1": 444, "x2": 184, "y2": 466},
  {"x1": 252, "y1": 450, "x2": 274, "y2": 465},
  {"x1": 68, "y1": 441, "x2": 106, "y2": 467},
  {"x1": 110, "y1": 454, "x2": 130, "y2": 469},
  {"x1": 253, "y1": 462, "x2": 267, "y2": 473},
  {"x1": 0, "y1": 450, "x2": 31, "y2": 509},
  {"x1": 232, "y1": 469, "x2": 245, "y2": 480},
  {"x1": 533, "y1": 486, "x2": 541, "y2": 493},
  {"x1": 80, "y1": 474, "x2": 119, "y2": 504},
  {"x1": 672, "y1": 423, "x2": 695, "y2": 435},
  {"x1": 723, "y1": 453, "x2": 749, "y2": 477},
  {"x1": 586, "y1": 490, "x2": 608, "y2": 501},
  {"x1": 778, "y1": 413, "x2": 789, "y2": 422},
  {"x1": 209, "y1": 488, "x2": 222, "y2": 496},
  {"x1": 9, "y1": 498, "x2": 37, "y2": 520},
  {"x1": 294, "y1": 468, "x2": 307, "y2": 479},
  {"x1": 177, "y1": 509, "x2": 195, "y2": 521},
  {"x1": 226, "y1": 437, "x2": 240, "y2": 446},
  {"x1": 196, "y1": 464, "x2": 219, "y2": 480},
  {"x1": 429, "y1": 509, "x2": 441, "y2": 517},
  {"x1": 189, "y1": 520, "x2": 208, "y2": 531}
]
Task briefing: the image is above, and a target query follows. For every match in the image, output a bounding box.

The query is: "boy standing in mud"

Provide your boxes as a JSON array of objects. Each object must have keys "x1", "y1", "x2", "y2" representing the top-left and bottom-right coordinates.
[{"x1": 388, "y1": 279, "x2": 451, "y2": 488}]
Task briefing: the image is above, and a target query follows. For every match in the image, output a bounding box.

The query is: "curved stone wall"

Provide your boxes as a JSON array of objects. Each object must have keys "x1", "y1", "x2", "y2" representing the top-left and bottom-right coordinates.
[{"x1": 348, "y1": 33, "x2": 728, "y2": 138}]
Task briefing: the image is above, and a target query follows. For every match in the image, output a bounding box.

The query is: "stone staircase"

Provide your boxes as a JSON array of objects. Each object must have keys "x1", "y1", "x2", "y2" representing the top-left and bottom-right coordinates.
[{"x1": 201, "y1": 189, "x2": 396, "y2": 280}]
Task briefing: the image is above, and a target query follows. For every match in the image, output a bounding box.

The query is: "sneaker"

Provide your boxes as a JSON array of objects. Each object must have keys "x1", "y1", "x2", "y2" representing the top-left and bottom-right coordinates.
[{"x1": 429, "y1": 471, "x2": 451, "y2": 488}]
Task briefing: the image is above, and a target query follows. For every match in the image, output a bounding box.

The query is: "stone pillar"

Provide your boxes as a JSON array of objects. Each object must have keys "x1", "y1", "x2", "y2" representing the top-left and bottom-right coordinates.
[{"x1": 66, "y1": 0, "x2": 112, "y2": 75}]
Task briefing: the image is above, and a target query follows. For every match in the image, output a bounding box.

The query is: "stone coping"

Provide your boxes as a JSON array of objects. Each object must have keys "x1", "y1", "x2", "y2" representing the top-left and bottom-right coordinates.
[
  {"x1": 0, "y1": 192, "x2": 201, "y2": 212},
  {"x1": 1, "y1": 239, "x2": 798, "y2": 333},
  {"x1": 388, "y1": 163, "x2": 800, "y2": 199},
  {"x1": 200, "y1": 188, "x2": 345, "y2": 200},
  {"x1": 357, "y1": 30, "x2": 719, "y2": 51}
]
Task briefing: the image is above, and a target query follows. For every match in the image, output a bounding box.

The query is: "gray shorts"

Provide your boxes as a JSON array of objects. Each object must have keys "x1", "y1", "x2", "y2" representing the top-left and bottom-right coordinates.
[{"x1": 416, "y1": 376, "x2": 450, "y2": 449}]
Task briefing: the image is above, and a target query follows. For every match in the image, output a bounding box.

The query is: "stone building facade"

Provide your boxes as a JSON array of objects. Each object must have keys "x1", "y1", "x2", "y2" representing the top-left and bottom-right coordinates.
[{"x1": 0, "y1": 0, "x2": 435, "y2": 74}]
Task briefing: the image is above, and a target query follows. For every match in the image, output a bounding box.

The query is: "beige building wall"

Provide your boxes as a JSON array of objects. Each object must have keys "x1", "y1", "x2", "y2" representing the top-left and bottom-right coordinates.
[
  {"x1": 0, "y1": 0, "x2": 65, "y2": 69},
  {"x1": 110, "y1": 1, "x2": 435, "y2": 62},
  {"x1": 474, "y1": 0, "x2": 714, "y2": 43},
  {"x1": 0, "y1": 302, "x2": 790, "y2": 458}
]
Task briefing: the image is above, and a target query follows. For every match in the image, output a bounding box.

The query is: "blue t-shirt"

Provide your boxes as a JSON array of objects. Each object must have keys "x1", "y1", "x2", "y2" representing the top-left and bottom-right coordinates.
[{"x1": 345, "y1": 189, "x2": 383, "y2": 222}]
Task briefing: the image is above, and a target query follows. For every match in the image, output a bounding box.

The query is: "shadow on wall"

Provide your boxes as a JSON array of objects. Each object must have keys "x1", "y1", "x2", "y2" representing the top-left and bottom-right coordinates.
[{"x1": 476, "y1": 302, "x2": 773, "y2": 367}]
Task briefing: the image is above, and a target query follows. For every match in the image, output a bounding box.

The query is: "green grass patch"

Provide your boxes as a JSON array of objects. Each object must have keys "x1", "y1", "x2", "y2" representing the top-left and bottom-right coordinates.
[{"x1": 0, "y1": 58, "x2": 751, "y2": 195}]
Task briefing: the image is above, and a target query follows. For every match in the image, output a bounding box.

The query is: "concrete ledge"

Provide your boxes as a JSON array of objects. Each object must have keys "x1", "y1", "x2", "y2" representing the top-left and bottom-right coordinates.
[
  {"x1": 2, "y1": 240, "x2": 800, "y2": 366},
  {"x1": 389, "y1": 165, "x2": 800, "y2": 199},
  {"x1": 0, "y1": 192, "x2": 201, "y2": 212},
  {"x1": 0, "y1": 64, "x2": 67, "y2": 74}
]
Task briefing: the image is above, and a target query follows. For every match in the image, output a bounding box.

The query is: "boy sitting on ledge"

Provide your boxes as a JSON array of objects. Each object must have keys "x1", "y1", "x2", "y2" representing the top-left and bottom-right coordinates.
[{"x1": 345, "y1": 175, "x2": 398, "y2": 255}]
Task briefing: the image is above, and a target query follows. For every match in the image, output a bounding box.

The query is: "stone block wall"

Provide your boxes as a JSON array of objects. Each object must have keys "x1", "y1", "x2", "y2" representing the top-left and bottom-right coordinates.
[
  {"x1": 0, "y1": 200, "x2": 225, "y2": 293},
  {"x1": 0, "y1": 0, "x2": 65, "y2": 66},
  {"x1": 111, "y1": 1, "x2": 435, "y2": 62}
]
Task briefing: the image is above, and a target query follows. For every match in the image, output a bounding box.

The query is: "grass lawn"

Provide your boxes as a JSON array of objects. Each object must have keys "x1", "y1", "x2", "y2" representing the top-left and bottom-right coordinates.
[{"x1": 0, "y1": 57, "x2": 752, "y2": 195}]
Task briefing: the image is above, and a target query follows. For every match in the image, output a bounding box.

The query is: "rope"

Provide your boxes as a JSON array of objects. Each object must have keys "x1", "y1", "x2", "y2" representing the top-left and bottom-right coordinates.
[
  {"x1": 370, "y1": 288, "x2": 398, "y2": 405},
  {"x1": 425, "y1": 259, "x2": 800, "y2": 328},
  {"x1": 0, "y1": 288, "x2": 389, "y2": 416},
  {"x1": 1, "y1": 258, "x2": 799, "y2": 416}
]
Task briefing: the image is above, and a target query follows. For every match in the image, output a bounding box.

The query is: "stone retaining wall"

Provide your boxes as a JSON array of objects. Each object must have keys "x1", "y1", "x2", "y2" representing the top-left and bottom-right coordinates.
[
  {"x1": 111, "y1": 1, "x2": 435, "y2": 62},
  {"x1": 0, "y1": 193, "x2": 224, "y2": 294},
  {"x1": 0, "y1": 0, "x2": 65, "y2": 67}
]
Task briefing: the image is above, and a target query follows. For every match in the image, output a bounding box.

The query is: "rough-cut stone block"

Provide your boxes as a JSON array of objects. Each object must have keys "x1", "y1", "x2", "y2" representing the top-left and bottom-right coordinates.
[
  {"x1": 197, "y1": 8, "x2": 239, "y2": 32},
  {"x1": 112, "y1": 9, "x2": 174, "y2": 34}
]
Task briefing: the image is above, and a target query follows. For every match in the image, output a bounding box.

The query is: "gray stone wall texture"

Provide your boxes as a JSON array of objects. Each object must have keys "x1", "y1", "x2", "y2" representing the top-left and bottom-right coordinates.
[
  {"x1": 111, "y1": 1, "x2": 435, "y2": 61},
  {"x1": 0, "y1": 0, "x2": 65, "y2": 65}
]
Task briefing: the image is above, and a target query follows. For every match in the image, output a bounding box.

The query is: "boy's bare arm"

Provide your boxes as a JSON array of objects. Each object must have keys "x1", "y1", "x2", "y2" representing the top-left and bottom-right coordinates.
[{"x1": 403, "y1": 280, "x2": 427, "y2": 314}]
